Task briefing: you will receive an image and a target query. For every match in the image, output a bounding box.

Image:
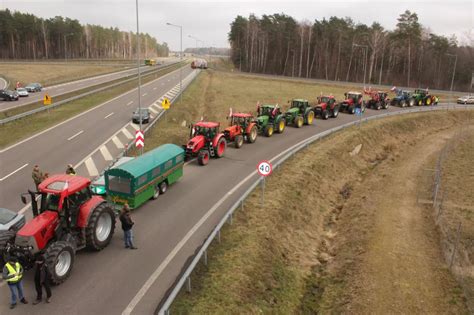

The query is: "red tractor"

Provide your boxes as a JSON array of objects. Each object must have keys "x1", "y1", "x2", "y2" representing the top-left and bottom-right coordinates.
[
  {"x1": 364, "y1": 88, "x2": 390, "y2": 110},
  {"x1": 339, "y1": 91, "x2": 366, "y2": 114},
  {"x1": 183, "y1": 121, "x2": 227, "y2": 165},
  {"x1": 314, "y1": 95, "x2": 340, "y2": 119},
  {"x1": 223, "y1": 111, "x2": 258, "y2": 148},
  {"x1": 0, "y1": 175, "x2": 116, "y2": 284}
]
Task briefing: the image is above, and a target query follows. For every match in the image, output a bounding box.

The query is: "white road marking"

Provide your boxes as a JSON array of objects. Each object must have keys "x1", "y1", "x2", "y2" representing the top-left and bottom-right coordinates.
[
  {"x1": 127, "y1": 101, "x2": 134, "y2": 106},
  {"x1": 104, "y1": 112, "x2": 114, "y2": 119},
  {"x1": 100, "y1": 146, "x2": 113, "y2": 161},
  {"x1": 142, "y1": 93, "x2": 148, "y2": 97},
  {"x1": 112, "y1": 136, "x2": 124, "y2": 149},
  {"x1": 122, "y1": 169, "x2": 258, "y2": 315},
  {"x1": 67, "y1": 130, "x2": 84, "y2": 141},
  {"x1": 0, "y1": 163, "x2": 29, "y2": 181},
  {"x1": 149, "y1": 107, "x2": 158, "y2": 114},
  {"x1": 122, "y1": 128, "x2": 134, "y2": 139},
  {"x1": 84, "y1": 157, "x2": 99, "y2": 176}
]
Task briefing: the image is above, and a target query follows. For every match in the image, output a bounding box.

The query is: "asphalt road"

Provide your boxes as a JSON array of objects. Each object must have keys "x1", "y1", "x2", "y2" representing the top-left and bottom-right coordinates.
[
  {"x1": 0, "y1": 65, "x2": 195, "y2": 211},
  {"x1": 0, "y1": 58, "x2": 179, "y2": 112},
  {"x1": 0, "y1": 102, "x2": 469, "y2": 314}
]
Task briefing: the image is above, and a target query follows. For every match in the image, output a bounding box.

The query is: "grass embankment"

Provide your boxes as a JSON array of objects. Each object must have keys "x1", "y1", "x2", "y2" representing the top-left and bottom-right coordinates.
[
  {"x1": 0, "y1": 62, "x2": 132, "y2": 88},
  {"x1": 437, "y1": 125, "x2": 474, "y2": 311},
  {"x1": 0, "y1": 62, "x2": 185, "y2": 149},
  {"x1": 169, "y1": 110, "x2": 472, "y2": 313}
]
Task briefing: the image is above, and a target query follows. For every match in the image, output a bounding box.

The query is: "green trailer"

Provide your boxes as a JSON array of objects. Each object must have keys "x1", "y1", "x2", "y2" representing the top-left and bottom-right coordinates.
[{"x1": 105, "y1": 144, "x2": 184, "y2": 209}]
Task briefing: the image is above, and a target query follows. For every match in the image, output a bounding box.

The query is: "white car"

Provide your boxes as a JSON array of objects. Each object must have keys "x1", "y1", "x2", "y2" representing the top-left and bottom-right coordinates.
[
  {"x1": 0, "y1": 208, "x2": 25, "y2": 231},
  {"x1": 16, "y1": 87, "x2": 29, "y2": 97},
  {"x1": 457, "y1": 95, "x2": 474, "y2": 104}
]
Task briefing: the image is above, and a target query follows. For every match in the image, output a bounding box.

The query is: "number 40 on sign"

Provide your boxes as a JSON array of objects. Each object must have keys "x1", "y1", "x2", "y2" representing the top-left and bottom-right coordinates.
[{"x1": 257, "y1": 160, "x2": 272, "y2": 177}]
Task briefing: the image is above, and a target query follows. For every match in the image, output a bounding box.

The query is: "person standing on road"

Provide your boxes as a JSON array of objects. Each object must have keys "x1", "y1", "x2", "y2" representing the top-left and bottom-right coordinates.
[
  {"x1": 32, "y1": 255, "x2": 51, "y2": 305},
  {"x1": 2, "y1": 256, "x2": 28, "y2": 309},
  {"x1": 119, "y1": 204, "x2": 137, "y2": 249},
  {"x1": 32, "y1": 165, "x2": 43, "y2": 190},
  {"x1": 65, "y1": 164, "x2": 76, "y2": 175}
]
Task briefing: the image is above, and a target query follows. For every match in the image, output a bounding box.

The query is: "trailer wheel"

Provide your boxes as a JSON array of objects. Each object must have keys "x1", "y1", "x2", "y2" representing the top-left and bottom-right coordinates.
[
  {"x1": 215, "y1": 137, "x2": 226, "y2": 158},
  {"x1": 45, "y1": 241, "x2": 75, "y2": 285},
  {"x1": 198, "y1": 150, "x2": 210, "y2": 166},
  {"x1": 276, "y1": 119, "x2": 285, "y2": 134},
  {"x1": 159, "y1": 181, "x2": 168, "y2": 194},
  {"x1": 247, "y1": 126, "x2": 258, "y2": 143},
  {"x1": 296, "y1": 116, "x2": 304, "y2": 128},
  {"x1": 85, "y1": 203, "x2": 116, "y2": 251},
  {"x1": 152, "y1": 187, "x2": 159, "y2": 199},
  {"x1": 264, "y1": 125, "x2": 274, "y2": 137}
]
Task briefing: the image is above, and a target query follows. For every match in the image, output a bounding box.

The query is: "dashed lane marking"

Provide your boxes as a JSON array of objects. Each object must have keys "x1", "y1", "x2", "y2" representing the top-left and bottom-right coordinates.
[
  {"x1": 127, "y1": 101, "x2": 134, "y2": 106},
  {"x1": 67, "y1": 130, "x2": 84, "y2": 141},
  {"x1": 0, "y1": 163, "x2": 29, "y2": 181},
  {"x1": 104, "y1": 112, "x2": 115, "y2": 119},
  {"x1": 122, "y1": 128, "x2": 134, "y2": 139}
]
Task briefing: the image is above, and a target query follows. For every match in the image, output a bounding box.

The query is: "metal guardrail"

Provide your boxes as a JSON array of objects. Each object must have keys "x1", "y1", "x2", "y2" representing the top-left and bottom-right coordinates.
[
  {"x1": 157, "y1": 104, "x2": 474, "y2": 315},
  {"x1": 0, "y1": 62, "x2": 183, "y2": 125}
]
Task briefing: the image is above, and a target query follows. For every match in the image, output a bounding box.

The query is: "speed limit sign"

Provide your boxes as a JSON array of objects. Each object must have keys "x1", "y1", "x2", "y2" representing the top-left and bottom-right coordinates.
[{"x1": 257, "y1": 160, "x2": 272, "y2": 177}]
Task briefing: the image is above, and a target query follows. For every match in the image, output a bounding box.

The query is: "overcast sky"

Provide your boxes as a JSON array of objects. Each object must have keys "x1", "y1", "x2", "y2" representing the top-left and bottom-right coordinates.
[{"x1": 1, "y1": 0, "x2": 473, "y2": 50}]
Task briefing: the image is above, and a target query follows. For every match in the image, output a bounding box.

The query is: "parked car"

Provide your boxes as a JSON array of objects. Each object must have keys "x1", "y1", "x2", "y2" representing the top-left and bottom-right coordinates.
[
  {"x1": 457, "y1": 95, "x2": 474, "y2": 104},
  {"x1": 0, "y1": 208, "x2": 25, "y2": 231},
  {"x1": 16, "y1": 87, "x2": 29, "y2": 97},
  {"x1": 25, "y1": 83, "x2": 42, "y2": 92},
  {"x1": 91, "y1": 156, "x2": 134, "y2": 195},
  {"x1": 0, "y1": 89, "x2": 19, "y2": 101},
  {"x1": 132, "y1": 108, "x2": 151, "y2": 124}
]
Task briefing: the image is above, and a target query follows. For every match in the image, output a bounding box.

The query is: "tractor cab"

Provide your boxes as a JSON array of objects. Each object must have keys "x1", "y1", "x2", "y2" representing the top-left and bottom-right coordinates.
[
  {"x1": 345, "y1": 92, "x2": 363, "y2": 103},
  {"x1": 258, "y1": 105, "x2": 280, "y2": 117},
  {"x1": 230, "y1": 113, "x2": 253, "y2": 128},
  {"x1": 192, "y1": 121, "x2": 220, "y2": 140},
  {"x1": 414, "y1": 89, "x2": 427, "y2": 96},
  {"x1": 290, "y1": 99, "x2": 310, "y2": 111},
  {"x1": 317, "y1": 95, "x2": 335, "y2": 105}
]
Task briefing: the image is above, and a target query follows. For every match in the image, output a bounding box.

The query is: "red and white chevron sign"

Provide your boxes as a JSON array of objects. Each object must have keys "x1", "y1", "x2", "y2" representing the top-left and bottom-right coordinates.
[{"x1": 135, "y1": 130, "x2": 144, "y2": 148}]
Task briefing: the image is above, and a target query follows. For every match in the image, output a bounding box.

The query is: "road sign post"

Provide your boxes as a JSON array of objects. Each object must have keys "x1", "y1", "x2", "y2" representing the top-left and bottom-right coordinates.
[
  {"x1": 135, "y1": 130, "x2": 144, "y2": 149},
  {"x1": 162, "y1": 97, "x2": 170, "y2": 121},
  {"x1": 43, "y1": 94, "x2": 52, "y2": 114},
  {"x1": 257, "y1": 160, "x2": 272, "y2": 206}
]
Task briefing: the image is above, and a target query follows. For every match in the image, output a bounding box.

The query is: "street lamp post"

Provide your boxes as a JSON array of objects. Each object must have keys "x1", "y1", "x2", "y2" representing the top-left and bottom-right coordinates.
[
  {"x1": 167, "y1": 22, "x2": 183, "y2": 103},
  {"x1": 64, "y1": 33, "x2": 74, "y2": 63},
  {"x1": 188, "y1": 35, "x2": 199, "y2": 54},
  {"x1": 136, "y1": 0, "x2": 143, "y2": 154},
  {"x1": 353, "y1": 43, "x2": 368, "y2": 87},
  {"x1": 446, "y1": 53, "x2": 457, "y2": 105}
]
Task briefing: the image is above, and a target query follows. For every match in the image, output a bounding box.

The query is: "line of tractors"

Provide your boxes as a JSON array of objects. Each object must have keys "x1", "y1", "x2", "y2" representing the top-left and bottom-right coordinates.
[
  {"x1": 182, "y1": 87, "x2": 439, "y2": 166},
  {"x1": 0, "y1": 86, "x2": 439, "y2": 287}
]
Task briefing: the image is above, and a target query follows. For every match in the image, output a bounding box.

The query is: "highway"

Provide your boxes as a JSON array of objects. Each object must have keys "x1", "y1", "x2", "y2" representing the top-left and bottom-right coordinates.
[
  {"x1": 0, "y1": 100, "x2": 468, "y2": 313},
  {"x1": 0, "y1": 64, "x2": 195, "y2": 212},
  {"x1": 0, "y1": 58, "x2": 179, "y2": 112}
]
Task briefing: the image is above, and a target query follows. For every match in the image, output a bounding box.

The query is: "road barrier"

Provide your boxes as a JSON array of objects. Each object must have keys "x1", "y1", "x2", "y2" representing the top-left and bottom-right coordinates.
[
  {"x1": 0, "y1": 61, "x2": 184, "y2": 125},
  {"x1": 157, "y1": 104, "x2": 474, "y2": 315}
]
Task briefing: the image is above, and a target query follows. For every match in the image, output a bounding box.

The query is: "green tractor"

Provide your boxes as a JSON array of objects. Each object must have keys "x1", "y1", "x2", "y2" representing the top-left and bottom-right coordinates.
[
  {"x1": 255, "y1": 104, "x2": 286, "y2": 137},
  {"x1": 410, "y1": 89, "x2": 438, "y2": 106},
  {"x1": 285, "y1": 99, "x2": 315, "y2": 128}
]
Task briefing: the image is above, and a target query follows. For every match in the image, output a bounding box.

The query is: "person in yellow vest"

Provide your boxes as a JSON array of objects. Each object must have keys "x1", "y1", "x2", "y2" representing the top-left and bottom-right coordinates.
[{"x1": 2, "y1": 256, "x2": 28, "y2": 309}]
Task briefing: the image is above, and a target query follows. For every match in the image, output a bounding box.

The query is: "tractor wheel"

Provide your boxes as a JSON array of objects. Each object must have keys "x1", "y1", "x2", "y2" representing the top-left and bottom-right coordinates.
[
  {"x1": 296, "y1": 116, "x2": 304, "y2": 128},
  {"x1": 305, "y1": 111, "x2": 315, "y2": 125},
  {"x1": 322, "y1": 110, "x2": 329, "y2": 120},
  {"x1": 247, "y1": 126, "x2": 258, "y2": 143},
  {"x1": 0, "y1": 231, "x2": 15, "y2": 249},
  {"x1": 235, "y1": 134, "x2": 244, "y2": 148},
  {"x1": 418, "y1": 99, "x2": 423, "y2": 106},
  {"x1": 400, "y1": 100, "x2": 407, "y2": 108},
  {"x1": 425, "y1": 97, "x2": 432, "y2": 105},
  {"x1": 215, "y1": 137, "x2": 226, "y2": 158},
  {"x1": 349, "y1": 106, "x2": 355, "y2": 114},
  {"x1": 382, "y1": 102, "x2": 389, "y2": 109},
  {"x1": 264, "y1": 125, "x2": 274, "y2": 137},
  {"x1": 159, "y1": 181, "x2": 168, "y2": 194},
  {"x1": 198, "y1": 150, "x2": 210, "y2": 165},
  {"x1": 409, "y1": 98, "x2": 415, "y2": 107},
  {"x1": 85, "y1": 203, "x2": 116, "y2": 251},
  {"x1": 276, "y1": 119, "x2": 285, "y2": 134},
  {"x1": 375, "y1": 102, "x2": 381, "y2": 110},
  {"x1": 332, "y1": 107, "x2": 339, "y2": 118},
  {"x1": 45, "y1": 241, "x2": 75, "y2": 285}
]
